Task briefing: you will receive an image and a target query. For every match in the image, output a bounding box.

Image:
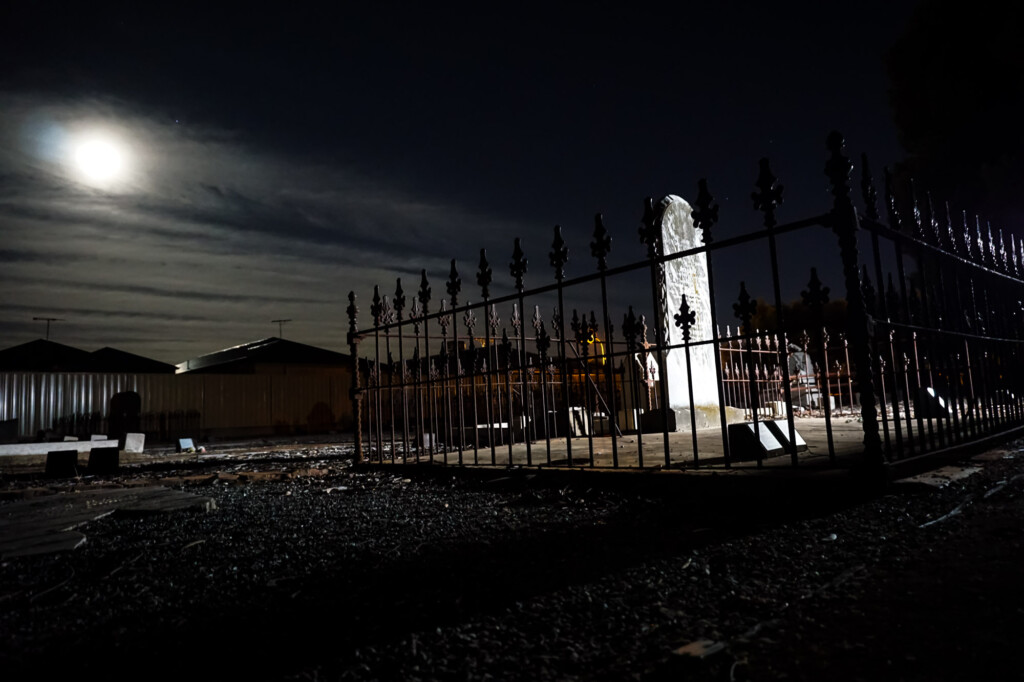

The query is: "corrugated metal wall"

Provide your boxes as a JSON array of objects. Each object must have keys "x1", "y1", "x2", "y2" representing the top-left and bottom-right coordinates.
[{"x1": 0, "y1": 372, "x2": 352, "y2": 440}]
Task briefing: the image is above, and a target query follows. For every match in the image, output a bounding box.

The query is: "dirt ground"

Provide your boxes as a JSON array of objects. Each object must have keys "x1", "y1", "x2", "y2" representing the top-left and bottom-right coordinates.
[{"x1": 1, "y1": 441, "x2": 1022, "y2": 681}]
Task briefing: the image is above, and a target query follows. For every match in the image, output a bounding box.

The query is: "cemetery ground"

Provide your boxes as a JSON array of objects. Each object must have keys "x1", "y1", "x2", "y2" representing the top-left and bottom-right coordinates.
[{"x1": 1, "y1": 436, "x2": 1023, "y2": 681}]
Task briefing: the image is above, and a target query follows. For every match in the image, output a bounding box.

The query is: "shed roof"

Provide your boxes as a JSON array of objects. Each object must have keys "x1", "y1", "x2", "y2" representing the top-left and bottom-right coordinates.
[
  {"x1": 176, "y1": 337, "x2": 349, "y2": 373},
  {"x1": 90, "y1": 347, "x2": 177, "y2": 373},
  {"x1": 0, "y1": 340, "x2": 180, "y2": 373},
  {"x1": 0, "y1": 339, "x2": 95, "y2": 372}
]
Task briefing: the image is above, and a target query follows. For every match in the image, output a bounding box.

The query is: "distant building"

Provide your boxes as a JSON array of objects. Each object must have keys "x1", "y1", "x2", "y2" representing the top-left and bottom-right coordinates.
[
  {"x1": 176, "y1": 337, "x2": 350, "y2": 375},
  {"x1": 0, "y1": 339, "x2": 93, "y2": 372},
  {"x1": 0, "y1": 339, "x2": 175, "y2": 373},
  {"x1": 0, "y1": 337, "x2": 353, "y2": 441}
]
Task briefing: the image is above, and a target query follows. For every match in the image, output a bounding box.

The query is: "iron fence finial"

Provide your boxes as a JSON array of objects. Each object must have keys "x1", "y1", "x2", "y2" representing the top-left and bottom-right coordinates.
[
  {"x1": 861, "y1": 265, "x2": 877, "y2": 315},
  {"x1": 510, "y1": 238, "x2": 528, "y2": 292},
  {"x1": 860, "y1": 153, "x2": 879, "y2": 222},
  {"x1": 825, "y1": 131, "x2": 853, "y2": 207},
  {"x1": 477, "y1": 249, "x2": 492, "y2": 299},
  {"x1": 801, "y1": 268, "x2": 830, "y2": 309},
  {"x1": 639, "y1": 197, "x2": 660, "y2": 258},
  {"x1": 733, "y1": 281, "x2": 757, "y2": 333},
  {"x1": 752, "y1": 158, "x2": 784, "y2": 229},
  {"x1": 591, "y1": 213, "x2": 612, "y2": 272},
  {"x1": 961, "y1": 210, "x2": 973, "y2": 259},
  {"x1": 371, "y1": 285, "x2": 382, "y2": 325},
  {"x1": 447, "y1": 259, "x2": 462, "y2": 306},
  {"x1": 535, "y1": 318, "x2": 551, "y2": 361},
  {"x1": 909, "y1": 180, "x2": 924, "y2": 240},
  {"x1": 1011, "y1": 233, "x2": 1021, "y2": 276},
  {"x1": 674, "y1": 294, "x2": 696, "y2": 341},
  {"x1": 944, "y1": 201, "x2": 958, "y2": 255},
  {"x1": 549, "y1": 225, "x2": 568, "y2": 281},
  {"x1": 418, "y1": 269, "x2": 431, "y2": 312},
  {"x1": 347, "y1": 291, "x2": 358, "y2": 337},
  {"x1": 394, "y1": 278, "x2": 406, "y2": 315},
  {"x1": 693, "y1": 178, "x2": 719, "y2": 244},
  {"x1": 975, "y1": 216, "x2": 986, "y2": 265},
  {"x1": 884, "y1": 166, "x2": 902, "y2": 233},
  {"x1": 622, "y1": 306, "x2": 639, "y2": 352}
]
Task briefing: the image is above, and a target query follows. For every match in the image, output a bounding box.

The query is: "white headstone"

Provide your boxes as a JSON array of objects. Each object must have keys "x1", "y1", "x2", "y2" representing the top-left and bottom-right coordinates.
[
  {"x1": 124, "y1": 433, "x2": 146, "y2": 454},
  {"x1": 657, "y1": 195, "x2": 719, "y2": 423}
]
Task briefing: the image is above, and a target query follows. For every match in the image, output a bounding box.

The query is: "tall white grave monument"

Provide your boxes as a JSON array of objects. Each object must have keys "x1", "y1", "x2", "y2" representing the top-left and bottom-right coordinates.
[{"x1": 657, "y1": 196, "x2": 720, "y2": 429}]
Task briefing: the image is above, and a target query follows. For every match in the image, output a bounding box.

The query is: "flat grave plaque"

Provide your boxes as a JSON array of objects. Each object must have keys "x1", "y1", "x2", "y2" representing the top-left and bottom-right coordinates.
[
  {"x1": 727, "y1": 422, "x2": 785, "y2": 460},
  {"x1": 764, "y1": 420, "x2": 808, "y2": 452}
]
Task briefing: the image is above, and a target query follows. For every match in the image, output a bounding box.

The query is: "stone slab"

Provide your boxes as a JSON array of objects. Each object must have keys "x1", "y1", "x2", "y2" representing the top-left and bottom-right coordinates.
[
  {"x1": 0, "y1": 486, "x2": 216, "y2": 559},
  {"x1": 0, "y1": 440, "x2": 119, "y2": 457},
  {"x1": 0, "y1": 530, "x2": 87, "y2": 558},
  {"x1": 971, "y1": 448, "x2": 1020, "y2": 462},
  {"x1": 897, "y1": 465, "x2": 982, "y2": 488}
]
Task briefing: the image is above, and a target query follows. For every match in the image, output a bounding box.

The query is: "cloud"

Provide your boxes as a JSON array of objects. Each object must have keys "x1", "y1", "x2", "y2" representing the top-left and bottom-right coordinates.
[{"x1": 0, "y1": 92, "x2": 532, "y2": 362}]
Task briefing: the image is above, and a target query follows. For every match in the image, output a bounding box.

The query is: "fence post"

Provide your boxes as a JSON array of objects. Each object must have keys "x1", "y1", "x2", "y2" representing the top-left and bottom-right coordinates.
[
  {"x1": 347, "y1": 291, "x2": 364, "y2": 464},
  {"x1": 825, "y1": 132, "x2": 884, "y2": 472}
]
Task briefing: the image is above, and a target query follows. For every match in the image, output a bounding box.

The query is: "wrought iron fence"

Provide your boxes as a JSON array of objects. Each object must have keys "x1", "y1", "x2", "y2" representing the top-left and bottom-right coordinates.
[
  {"x1": 858, "y1": 152, "x2": 1024, "y2": 464},
  {"x1": 346, "y1": 132, "x2": 1024, "y2": 471}
]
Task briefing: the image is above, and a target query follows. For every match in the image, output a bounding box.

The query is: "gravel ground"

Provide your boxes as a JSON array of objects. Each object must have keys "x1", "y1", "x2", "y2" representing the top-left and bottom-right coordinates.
[{"x1": 1, "y1": 443, "x2": 1023, "y2": 681}]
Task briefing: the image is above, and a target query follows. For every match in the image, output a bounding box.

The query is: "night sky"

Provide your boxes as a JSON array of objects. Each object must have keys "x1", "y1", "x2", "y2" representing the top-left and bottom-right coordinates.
[{"x1": 0, "y1": 2, "x2": 919, "y2": 363}]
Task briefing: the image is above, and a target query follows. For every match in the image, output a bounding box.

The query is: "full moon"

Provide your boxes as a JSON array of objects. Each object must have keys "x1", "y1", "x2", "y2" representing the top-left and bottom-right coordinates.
[{"x1": 73, "y1": 136, "x2": 125, "y2": 183}]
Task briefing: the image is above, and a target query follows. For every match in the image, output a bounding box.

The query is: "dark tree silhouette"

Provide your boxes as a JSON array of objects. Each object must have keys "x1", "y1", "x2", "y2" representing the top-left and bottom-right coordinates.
[{"x1": 886, "y1": 1, "x2": 1024, "y2": 229}]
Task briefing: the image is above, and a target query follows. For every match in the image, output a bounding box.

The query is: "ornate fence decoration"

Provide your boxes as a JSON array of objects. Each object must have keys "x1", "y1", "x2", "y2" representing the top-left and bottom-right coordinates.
[{"x1": 346, "y1": 132, "x2": 1024, "y2": 472}]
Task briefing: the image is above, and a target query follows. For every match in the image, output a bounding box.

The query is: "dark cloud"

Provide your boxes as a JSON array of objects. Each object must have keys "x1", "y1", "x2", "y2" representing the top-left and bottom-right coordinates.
[
  {"x1": 0, "y1": 302, "x2": 211, "y2": 323},
  {"x1": 2, "y1": 276, "x2": 329, "y2": 305}
]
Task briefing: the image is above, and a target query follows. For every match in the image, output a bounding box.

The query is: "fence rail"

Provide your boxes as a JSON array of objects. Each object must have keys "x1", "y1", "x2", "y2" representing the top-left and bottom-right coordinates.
[{"x1": 346, "y1": 132, "x2": 1024, "y2": 472}]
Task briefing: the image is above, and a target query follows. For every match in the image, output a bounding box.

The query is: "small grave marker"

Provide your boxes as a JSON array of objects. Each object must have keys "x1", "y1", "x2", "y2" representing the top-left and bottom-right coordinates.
[
  {"x1": 124, "y1": 433, "x2": 145, "y2": 454},
  {"x1": 45, "y1": 450, "x2": 78, "y2": 477},
  {"x1": 727, "y1": 422, "x2": 785, "y2": 460},
  {"x1": 88, "y1": 446, "x2": 120, "y2": 474}
]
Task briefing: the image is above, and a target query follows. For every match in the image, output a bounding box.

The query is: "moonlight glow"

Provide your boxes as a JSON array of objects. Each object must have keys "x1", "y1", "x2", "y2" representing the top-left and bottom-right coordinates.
[{"x1": 72, "y1": 135, "x2": 126, "y2": 184}]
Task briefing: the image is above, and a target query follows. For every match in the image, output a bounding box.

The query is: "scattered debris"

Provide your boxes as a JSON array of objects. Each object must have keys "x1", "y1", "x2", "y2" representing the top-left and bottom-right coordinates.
[
  {"x1": 0, "y1": 486, "x2": 216, "y2": 559},
  {"x1": 898, "y1": 465, "x2": 982, "y2": 489},
  {"x1": 673, "y1": 639, "x2": 727, "y2": 658}
]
